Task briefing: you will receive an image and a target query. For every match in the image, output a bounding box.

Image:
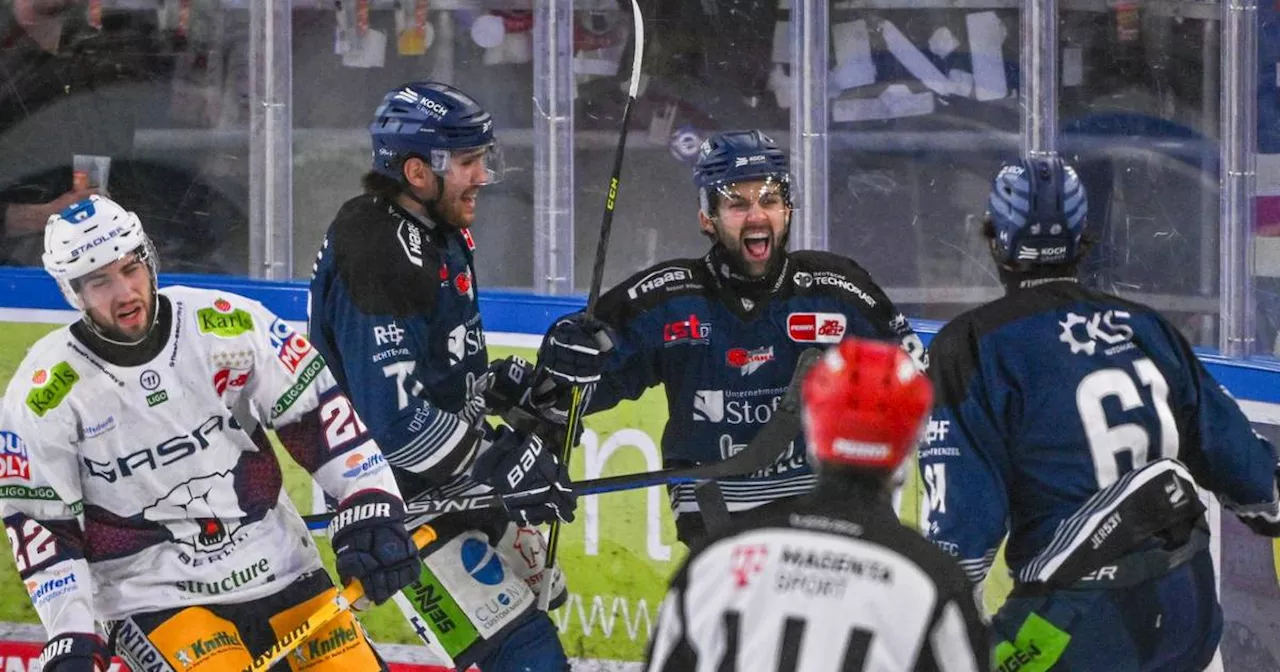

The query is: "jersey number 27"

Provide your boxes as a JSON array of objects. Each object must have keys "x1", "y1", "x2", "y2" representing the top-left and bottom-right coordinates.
[{"x1": 1076, "y1": 357, "x2": 1179, "y2": 488}]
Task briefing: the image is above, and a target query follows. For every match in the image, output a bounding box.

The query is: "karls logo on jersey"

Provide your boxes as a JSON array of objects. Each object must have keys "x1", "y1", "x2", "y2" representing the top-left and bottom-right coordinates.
[
  {"x1": 269, "y1": 319, "x2": 315, "y2": 374},
  {"x1": 627, "y1": 266, "x2": 692, "y2": 299},
  {"x1": 663, "y1": 314, "x2": 710, "y2": 346},
  {"x1": 25, "y1": 361, "x2": 79, "y2": 418},
  {"x1": 730, "y1": 544, "x2": 768, "y2": 588},
  {"x1": 726, "y1": 346, "x2": 774, "y2": 376},
  {"x1": 373, "y1": 322, "x2": 405, "y2": 346},
  {"x1": 397, "y1": 220, "x2": 424, "y2": 267},
  {"x1": 1058, "y1": 310, "x2": 1135, "y2": 356},
  {"x1": 342, "y1": 452, "x2": 387, "y2": 478},
  {"x1": 786, "y1": 313, "x2": 846, "y2": 343},
  {"x1": 196, "y1": 300, "x2": 254, "y2": 339},
  {"x1": 212, "y1": 368, "x2": 251, "y2": 397},
  {"x1": 0, "y1": 431, "x2": 30, "y2": 480}
]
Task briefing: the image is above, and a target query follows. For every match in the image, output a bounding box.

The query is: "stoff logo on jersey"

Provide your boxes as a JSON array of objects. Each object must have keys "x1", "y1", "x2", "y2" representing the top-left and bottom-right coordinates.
[
  {"x1": 0, "y1": 431, "x2": 30, "y2": 480},
  {"x1": 787, "y1": 313, "x2": 846, "y2": 343}
]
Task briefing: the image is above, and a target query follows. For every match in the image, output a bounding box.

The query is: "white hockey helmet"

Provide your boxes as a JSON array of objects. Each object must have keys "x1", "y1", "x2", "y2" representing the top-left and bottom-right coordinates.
[{"x1": 42, "y1": 195, "x2": 157, "y2": 312}]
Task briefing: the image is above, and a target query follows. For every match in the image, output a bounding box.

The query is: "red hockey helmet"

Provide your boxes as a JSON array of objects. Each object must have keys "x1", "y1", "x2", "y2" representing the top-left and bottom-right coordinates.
[{"x1": 801, "y1": 337, "x2": 933, "y2": 472}]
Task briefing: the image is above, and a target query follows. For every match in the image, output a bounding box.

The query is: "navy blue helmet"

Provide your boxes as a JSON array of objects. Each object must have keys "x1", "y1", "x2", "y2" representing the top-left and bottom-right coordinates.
[
  {"x1": 987, "y1": 155, "x2": 1088, "y2": 266},
  {"x1": 693, "y1": 130, "x2": 791, "y2": 215},
  {"x1": 369, "y1": 81, "x2": 502, "y2": 183}
]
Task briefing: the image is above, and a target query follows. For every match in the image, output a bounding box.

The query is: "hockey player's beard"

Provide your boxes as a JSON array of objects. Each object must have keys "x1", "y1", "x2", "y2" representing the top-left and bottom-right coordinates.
[{"x1": 712, "y1": 225, "x2": 790, "y2": 281}]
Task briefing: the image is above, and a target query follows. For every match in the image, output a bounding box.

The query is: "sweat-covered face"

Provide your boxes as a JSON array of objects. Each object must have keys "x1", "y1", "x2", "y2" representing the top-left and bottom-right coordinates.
[
  {"x1": 700, "y1": 178, "x2": 791, "y2": 278},
  {"x1": 75, "y1": 251, "x2": 156, "y2": 343}
]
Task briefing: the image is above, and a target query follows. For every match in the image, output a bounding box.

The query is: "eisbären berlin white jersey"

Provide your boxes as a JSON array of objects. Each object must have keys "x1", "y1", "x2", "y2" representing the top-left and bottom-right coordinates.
[{"x1": 0, "y1": 286, "x2": 402, "y2": 636}]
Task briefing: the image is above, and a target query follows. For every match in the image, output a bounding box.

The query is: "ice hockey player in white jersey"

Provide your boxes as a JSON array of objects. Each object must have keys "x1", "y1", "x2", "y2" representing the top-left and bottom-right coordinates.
[
  {"x1": 645, "y1": 337, "x2": 988, "y2": 672},
  {"x1": 0, "y1": 195, "x2": 421, "y2": 672}
]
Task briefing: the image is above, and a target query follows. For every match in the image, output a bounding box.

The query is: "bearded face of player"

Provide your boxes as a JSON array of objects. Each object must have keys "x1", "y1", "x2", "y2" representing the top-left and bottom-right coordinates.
[
  {"x1": 699, "y1": 179, "x2": 791, "y2": 278},
  {"x1": 75, "y1": 251, "x2": 157, "y2": 343},
  {"x1": 401, "y1": 146, "x2": 497, "y2": 229}
]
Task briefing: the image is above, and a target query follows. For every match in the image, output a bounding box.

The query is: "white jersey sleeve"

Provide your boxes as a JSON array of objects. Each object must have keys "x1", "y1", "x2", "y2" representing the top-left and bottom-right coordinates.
[
  {"x1": 0, "y1": 345, "x2": 98, "y2": 639},
  {"x1": 201, "y1": 292, "x2": 403, "y2": 508}
]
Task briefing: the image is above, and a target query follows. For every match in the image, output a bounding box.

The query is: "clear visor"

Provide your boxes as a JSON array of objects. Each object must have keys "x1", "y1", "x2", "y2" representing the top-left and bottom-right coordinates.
[
  {"x1": 428, "y1": 142, "x2": 506, "y2": 186},
  {"x1": 705, "y1": 176, "x2": 794, "y2": 217}
]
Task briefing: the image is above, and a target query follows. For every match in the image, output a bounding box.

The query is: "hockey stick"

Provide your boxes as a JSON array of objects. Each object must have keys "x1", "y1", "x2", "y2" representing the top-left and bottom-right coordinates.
[
  {"x1": 242, "y1": 525, "x2": 438, "y2": 672},
  {"x1": 301, "y1": 349, "x2": 820, "y2": 531},
  {"x1": 542, "y1": 0, "x2": 647, "y2": 608}
]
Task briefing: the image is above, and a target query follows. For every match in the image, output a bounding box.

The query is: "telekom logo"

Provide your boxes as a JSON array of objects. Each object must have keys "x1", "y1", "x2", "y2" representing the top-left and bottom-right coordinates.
[{"x1": 731, "y1": 545, "x2": 768, "y2": 588}]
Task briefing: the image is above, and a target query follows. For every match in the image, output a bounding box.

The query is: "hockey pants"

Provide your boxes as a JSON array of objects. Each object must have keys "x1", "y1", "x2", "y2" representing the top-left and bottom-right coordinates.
[{"x1": 993, "y1": 548, "x2": 1221, "y2": 672}]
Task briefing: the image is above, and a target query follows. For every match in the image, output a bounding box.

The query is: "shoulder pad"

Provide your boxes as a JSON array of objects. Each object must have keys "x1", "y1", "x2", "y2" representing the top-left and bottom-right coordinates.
[{"x1": 328, "y1": 197, "x2": 440, "y2": 317}]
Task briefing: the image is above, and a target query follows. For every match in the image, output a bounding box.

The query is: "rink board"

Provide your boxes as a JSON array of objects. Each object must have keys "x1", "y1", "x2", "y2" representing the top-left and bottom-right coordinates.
[{"x1": 0, "y1": 269, "x2": 1278, "y2": 669}]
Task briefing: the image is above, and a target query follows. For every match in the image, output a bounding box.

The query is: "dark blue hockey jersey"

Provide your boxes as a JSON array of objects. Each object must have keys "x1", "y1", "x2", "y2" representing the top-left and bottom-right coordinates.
[
  {"x1": 308, "y1": 194, "x2": 489, "y2": 492},
  {"x1": 590, "y1": 248, "x2": 925, "y2": 517},
  {"x1": 920, "y1": 279, "x2": 1280, "y2": 584}
]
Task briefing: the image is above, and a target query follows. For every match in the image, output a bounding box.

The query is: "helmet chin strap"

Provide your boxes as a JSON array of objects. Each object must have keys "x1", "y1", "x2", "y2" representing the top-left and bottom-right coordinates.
[{"x1": 400, "y1": 174, "x2": 451, "y2": 228}]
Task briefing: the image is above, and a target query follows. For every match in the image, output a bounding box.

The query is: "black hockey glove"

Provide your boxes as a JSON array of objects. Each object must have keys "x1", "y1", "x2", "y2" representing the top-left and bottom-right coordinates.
[
  {"x1": 329, "y1": 492, "x2": 421, "y2": 605},
  {"x1": 40, "y1": 633, "x2": 108, "y2": 672},
  {"x1": 484, "y1": 355, "x2": 536, "y2": 416},
  {"x1": 537, "y1": 314, "x2": 615, "y2": 386},
  {"x1": 473, "y1": 427, "x2": 577, "y2": 526}
]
